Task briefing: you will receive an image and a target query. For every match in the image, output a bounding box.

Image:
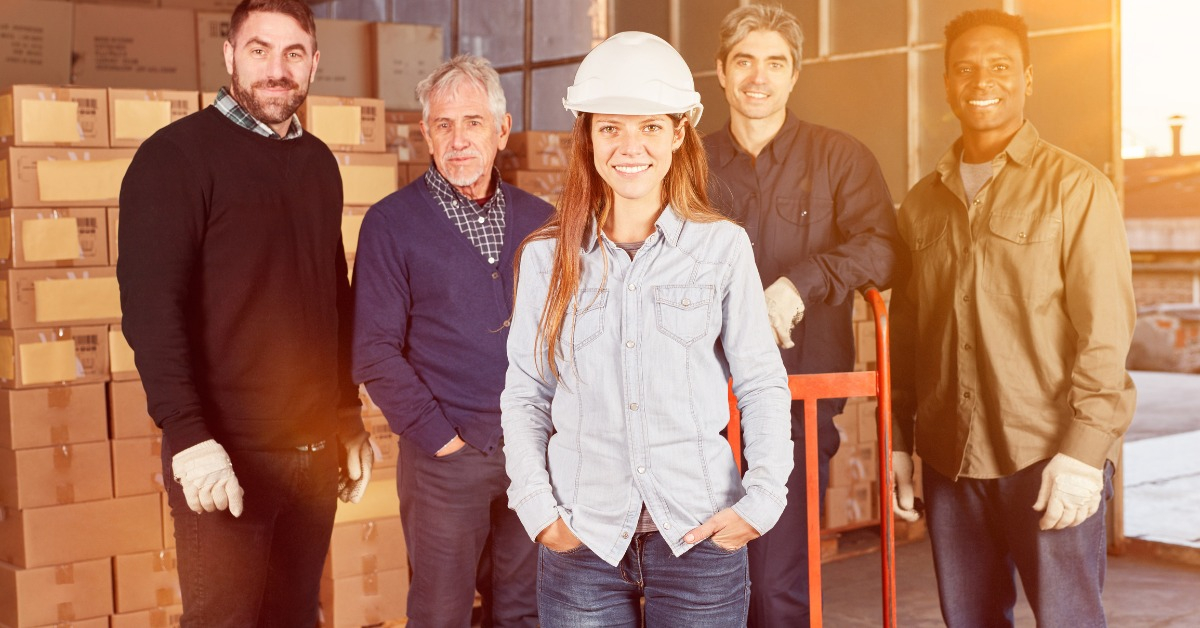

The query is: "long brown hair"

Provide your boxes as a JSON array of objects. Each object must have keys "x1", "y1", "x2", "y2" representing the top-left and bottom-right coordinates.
[{"x1": 511, "y1": 112, "x2": 728, "y2": 381}]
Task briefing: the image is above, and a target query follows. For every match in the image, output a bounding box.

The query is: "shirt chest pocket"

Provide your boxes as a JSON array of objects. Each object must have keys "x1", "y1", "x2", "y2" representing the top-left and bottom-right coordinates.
[
  {"x1": 983, "y1": 212, "x2": 1062, "y2": 301},
  {"x1": 653, "y1": 285, "x2": 715, "y2": 346},
  {"x1": 570, "y1": 289, "x2": 608, "y2": 350}
]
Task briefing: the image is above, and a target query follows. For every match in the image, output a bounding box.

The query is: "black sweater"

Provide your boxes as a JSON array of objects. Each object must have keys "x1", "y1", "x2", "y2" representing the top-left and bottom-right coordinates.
[{"x1": 118, "y1": 106, "x2": 360, "y2": 452}]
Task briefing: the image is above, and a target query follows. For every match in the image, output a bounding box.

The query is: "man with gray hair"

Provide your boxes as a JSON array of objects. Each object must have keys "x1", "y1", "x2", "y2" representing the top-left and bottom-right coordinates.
[
  {"x1": 704, "y1": 5, "x2": 900, "y2": 627},
  {"x1": 352, "y1": 54, "x2": 550, "y2": 626}
]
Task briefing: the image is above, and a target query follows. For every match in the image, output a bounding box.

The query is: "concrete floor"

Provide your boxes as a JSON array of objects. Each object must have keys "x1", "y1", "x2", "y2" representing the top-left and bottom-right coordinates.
[{"x1": 822, "y1": 534, "x2": 1200, "y2": 626}]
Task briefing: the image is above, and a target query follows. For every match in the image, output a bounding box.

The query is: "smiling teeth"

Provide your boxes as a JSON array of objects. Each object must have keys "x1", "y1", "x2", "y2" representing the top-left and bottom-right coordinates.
[
  {"x1": 969, "y1": 98, "x2": 1000, "y2": 106},
  {"x1": 614, "y1": 165, "x2": 649, "y2": 174},
  {"x1": 745, "y1": 92, "x2": 768, "y2": 99}
]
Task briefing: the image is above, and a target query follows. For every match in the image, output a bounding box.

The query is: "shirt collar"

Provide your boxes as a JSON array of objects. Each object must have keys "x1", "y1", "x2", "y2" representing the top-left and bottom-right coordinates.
[
  {"x1": 213, "y1": 86, "x2": 304, "y2": 140},
  {"x1": 712, "y1": 110, "x2": 801, "y2": 167},
  {"x1": 581, "y1": 204, "x2": 685, "y2": 253},
  {"x1": 937, "y1": 120, "x2": 1038, "y2": 181}
]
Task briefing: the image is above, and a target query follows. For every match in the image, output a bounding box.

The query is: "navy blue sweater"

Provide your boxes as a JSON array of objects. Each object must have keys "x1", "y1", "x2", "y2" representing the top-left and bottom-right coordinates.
[{"x1": 351, "y1": 176, "x2": 552, "y2": 456}]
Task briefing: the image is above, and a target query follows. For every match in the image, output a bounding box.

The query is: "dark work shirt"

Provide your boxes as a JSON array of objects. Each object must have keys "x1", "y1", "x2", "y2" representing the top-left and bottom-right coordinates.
[{"x1": 705, "y1": 111, "x2": 901, "y2": 381}]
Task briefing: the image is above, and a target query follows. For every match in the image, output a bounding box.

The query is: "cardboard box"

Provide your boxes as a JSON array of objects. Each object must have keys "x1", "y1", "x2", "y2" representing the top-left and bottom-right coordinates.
[
  {"x1": 499, "y1": 131, "x2": 572, "y2": 171},
  {"x1": 0, "y1": 85, "x2": 108, "y2": 148},
  {"x1": 112, "y1": 549, "x2": 180, "y2": 613},
  {"x1": 107, "y1": 89, "x2": 198, "y2": 148},
  {"x1": 71, "y1": 5, "x2": 199, "y2": 91},
  {"x1": 200, "y1": 91, "x2": 217, "y2": 109},
  {"x1": 400, "y1": 163, "x2": 425, "y2": 186},
  {"x1": 371, "y1": 22, "x2": 443, "y2": 111},
  {"x1": 109, "y1": 605, "x2": 183, "y2": 628},
  {"x1": 502, "y1": 169, "x2": 564, "y2": 204},
  {"x1": 0, "y1": 441, "x2": 113, "y2": 509},
  {"x1": 832, "y1": 411, "x2": 857, "y2": 446},
  {"x1": 0, "y1": 493, "x2": 162, "y2": 568},
  {"x1": 333, "y1": 477, "x2": 397, "y2": 525},
  {"x1": 855, "y1": 319, "x2": 877, "y2": 366},
  {"x1": 0, "y1": 208, "x2": 108, "y2": 269},
  {"x1": 106, "y1": 207, "x2": 118, "y2": 266},
  {"x1": 299, "y1": 96, "x2": 385, "y2": 153},
  {"x1": 323, "y1": 516, "x2": 405, "y2": 579},
  {"x1": 0, "y1": 147, "x2": 137, "y2": 209},
  {"x1": 332, "y1": 152, "x2": 397, "y2": 207},
  {"x1": 108, "y1": 380, "x2": 156, "y2": 440},
  {"x1": 0, "y1": 267, "x2": 120, "y2": 329},
  {"x1": 385, "y1": 122, "x2": 430, "y2": 164},
  {"x1": 358, "y1": 384, "x2": 380, "y2": 417},
  {"x1": 856, "y1": 400, "x2": 879, "y2": 444},
  {"x1": 0, "y1": 558, "x2": 113, "y2": 628},
  {"x1": 109, "y1": 323, "x2": 138, "y2": 381},
  {"x1": 162, "y1": 0, "x2": 240, "y2": 11},
  {"x1": 361, "y1": 413, "x2": 396, "y2": 469},
  {"x1": 111, "y1": 436, "x2": 164, "y2": 498},
  {"x1": 0, "y1": 383, "x2": 108, "y2": 449},
  {"x1": 194, "y1": 12, "x2": 229, "y2": 94},
  {"x1": 319, "y1": 568, "x2": 407, "y2": 628},
  {"x1": 310, "y1": 19, "x2": 372, "y2": 99},
  {"x1": 829, "y1": 441, "x2": 879, "y2": 488},
  {"x1": 340, "y1": 207, "x2": 368, "y2": 258},
  {"x1": 0, "y1": 325, "x2": 109, "y2": 389},
  {"x1": 823, "y1": 482, "x2": 877, "y2": 529},
  {"x1": 0, "y1": 1, "x2": 73, "y2": 91}
]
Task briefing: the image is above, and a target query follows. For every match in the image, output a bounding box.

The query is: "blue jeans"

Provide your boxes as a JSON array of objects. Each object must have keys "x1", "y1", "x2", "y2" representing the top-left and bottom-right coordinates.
[
  {"x1": 537, "y1": 532, "x2": 749, "y2": 627},
  {"x1": 924, "y1": 459, "x2": 1114, "y2": 628},
  {"x1": 748, "y1": 398, "x2": 840, "y2": 628},
  {"x1": 397, "y1": 436, "x2": 537, "y2": 628},
  {"x1": 163, "y1": 440, "x2": 338, "y2": 627}
]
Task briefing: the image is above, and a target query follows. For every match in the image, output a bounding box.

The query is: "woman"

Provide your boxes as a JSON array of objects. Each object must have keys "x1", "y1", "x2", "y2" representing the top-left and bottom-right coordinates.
[{"x1": 501, "y1": 32, "x2": 793, "y2": 626}]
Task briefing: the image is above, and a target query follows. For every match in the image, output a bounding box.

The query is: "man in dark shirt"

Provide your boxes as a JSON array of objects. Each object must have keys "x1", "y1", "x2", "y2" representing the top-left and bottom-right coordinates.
[
  {"x1": 352, "y1": 55, "x2": 551, "y2": 627},
  {"x1": 117, "y1": 0, "x2": 371, "y2": 624},
  {"x1": 703, "y1": 5, "x2": 900, "y2": 626}
]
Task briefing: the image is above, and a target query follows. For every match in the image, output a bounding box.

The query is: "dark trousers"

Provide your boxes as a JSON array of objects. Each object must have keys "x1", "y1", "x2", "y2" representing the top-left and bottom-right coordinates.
[
  {"x1": 747, "y1": 398, "x2": 841, "y2": 628},
  {"x1": 924, "y1": 459, "x2": 1114, "y2": 628},
  {"x1": 163, "y1": 440, "x2": 339, "y2": 627},
  {"x1": 397, "y1": 436, "x2": 538, "y2": 628}
]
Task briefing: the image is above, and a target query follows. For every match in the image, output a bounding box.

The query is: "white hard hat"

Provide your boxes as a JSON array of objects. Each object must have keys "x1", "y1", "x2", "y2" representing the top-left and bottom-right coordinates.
[{"x1": 563, "y1": 31, "x2": 703, "y2": 127}]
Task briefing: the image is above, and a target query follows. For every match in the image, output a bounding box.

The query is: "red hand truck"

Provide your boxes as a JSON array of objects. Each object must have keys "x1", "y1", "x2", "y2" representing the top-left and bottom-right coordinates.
[{"x1": 727, "y1": 286, "x2": 896, "y2": 627}]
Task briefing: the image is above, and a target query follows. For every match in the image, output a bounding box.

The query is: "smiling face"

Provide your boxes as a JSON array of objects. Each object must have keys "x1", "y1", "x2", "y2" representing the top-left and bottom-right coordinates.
[
  {"x1": 717, "y1": 29, "x2": 798, "y2": 125},
  {"x1": 223, "y1": 11, "x2": 319, "y2": 137},
  {"x1": 421, "y1": 81, "x2": 511, "y2": 199},
  {"x1": 944, "y1": 24, "x2": 1032, "y2": 154},
  {"x1": 591, "y1": 113, "x2": 686, "y2": 211}
]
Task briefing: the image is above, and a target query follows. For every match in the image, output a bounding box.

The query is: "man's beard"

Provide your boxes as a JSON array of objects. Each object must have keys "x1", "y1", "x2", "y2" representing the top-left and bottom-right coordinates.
[
  {"x1": 230, "y1": 65, "x2": 307, "y2": 127},
  {"x1": 440, "y1": 148, "x2": 485, "y2": 189}
]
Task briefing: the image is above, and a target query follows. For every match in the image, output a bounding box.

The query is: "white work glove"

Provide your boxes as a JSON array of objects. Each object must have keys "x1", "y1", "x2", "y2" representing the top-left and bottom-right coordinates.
[
  {"x1": 171, "y1": 439, "x2": 244, "y2": 517},
  {"x1": 338, "y1": 431, "x2": 374, "y2": 504},
  {"x1": 891, "y1": 451, "x2": 921, "y2": 522},
  {"x1": 1033, "y1": 453, "x2": 1104, "y2": 530},
  {"x1": 764, "y1": 276, "x2": 805, "y2": 349}
]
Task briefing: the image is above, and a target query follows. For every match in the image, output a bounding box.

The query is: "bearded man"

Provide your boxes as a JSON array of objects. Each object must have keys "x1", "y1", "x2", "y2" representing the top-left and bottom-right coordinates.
[{"x1": 117, "y1": 0, "x2": 372, "y2": 624}]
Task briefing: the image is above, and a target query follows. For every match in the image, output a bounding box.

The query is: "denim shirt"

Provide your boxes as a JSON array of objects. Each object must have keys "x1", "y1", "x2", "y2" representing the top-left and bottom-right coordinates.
[{"x1": 501, "y1": 207, "x2": 793, "y2": 567}]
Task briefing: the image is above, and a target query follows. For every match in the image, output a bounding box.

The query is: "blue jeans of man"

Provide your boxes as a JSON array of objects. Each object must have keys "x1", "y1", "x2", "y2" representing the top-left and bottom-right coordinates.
[
  {"x1": 163, "y1": 439, "x2": 339, "y2": 627},
  {"x1": 748, "y1": 398, "x2": 841, "y2": 628},
  {"x1": 537, "y1": 531, "x2": 749, "y2": 627},
  {"x1": 397, "y1": 436, "x2": 537, "y2": 628},
  {"x1": 924, "y1": 458, "x2": 1115, "y2": 627}
]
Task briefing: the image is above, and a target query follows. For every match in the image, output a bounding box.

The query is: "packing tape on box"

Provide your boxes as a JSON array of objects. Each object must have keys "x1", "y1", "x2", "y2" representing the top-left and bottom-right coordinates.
[
  {"x1": 47, "y1": 386, "x2": 72, "y2": 408},
  {"x1": 57, "y1": 601, "x2": 75, "y2": 621},
  {"x1": 361, "y1": 554, "x2": 378, "y2": 575},
  {"x1": 153, "y1": 550, "x2": 176, "y2": 572},
  {"x1": 361, "y1": 520, "x2": 377, "y2": 541},
  {"x1": 156, "y1": 587, "x2": 179, "y2": 607},
  {"x1": 150, "y1": 608, "x2": 169, "y2": 628},
  {"x1": 56, "y1": 482, "x2": 75, "y2": 504},
  {"x1": 50, "y1": 424, "x2": 70, "y2": 444},
  {"x1": 55, "y1": 563, "x2": 75, "y2": 584},
  {"x1": 53, "y1": 443, "x2": 73, "y2": 470},
  {"x1": 362, "y1": 572, "x2": 378, "y2": 596}
]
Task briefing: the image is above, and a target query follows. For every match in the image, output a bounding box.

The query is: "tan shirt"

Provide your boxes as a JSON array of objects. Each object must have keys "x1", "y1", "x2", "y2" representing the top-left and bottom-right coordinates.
[{"x1": 891, "y1": 122, "x2": 1136, "y2": 479}]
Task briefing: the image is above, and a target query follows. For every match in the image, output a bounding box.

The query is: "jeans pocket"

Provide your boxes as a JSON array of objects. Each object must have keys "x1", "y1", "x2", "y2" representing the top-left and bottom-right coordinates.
[
  {"x1": 541, "y1": 541, "x2": 587, "y2": 557},
  {"x1": 704, "y1": 538, "x2": 745, "y2": 554}
]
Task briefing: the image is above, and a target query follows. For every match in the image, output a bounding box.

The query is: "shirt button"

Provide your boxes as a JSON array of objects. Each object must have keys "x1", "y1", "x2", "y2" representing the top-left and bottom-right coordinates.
[
  {"x1": 681, "y1": 298, "x2": 691, "y2": 307},
  {"x1": 637, "y1": 466, "x2": 645, "y2": 474},
  {"x1": 628, "y1": 284, "x2": 637, "y2": 291},
  {"x1": 487, "y1": 256, "x2": 496, "y2": 264},
  {"x1": 626, "y1": 341, "x2": 635, "y2": 348},
  {"x1": 478, "y1": 216, "x2": 485, "y2": 223},
  {"x1": 663, "y1": 523, "x2": 671, "y2": 531},
  {"x1": 622, "y1": 531, "x2": 630, "y2": 539},
  {"x1": 963, "y1": 391, "x2": 972, "y2": 399},
  {"x1": 492, "y1": 271, "x2": 500, "y2": 279},
  {"x1": 973, "y1": 198, "x2": 982, "y2": 205},
  {"x1": 963, "y1": 343, "x2": 972, "y2": 350},
  {"x1": 962, "y1": 294, "x2": 971, "y2": 303},
  {"x1": 502, "y1": 321, "x2": 510, "y2": 327},
  {"x1": 629, "y1": 403, "x2": 638, "y2": 411}
]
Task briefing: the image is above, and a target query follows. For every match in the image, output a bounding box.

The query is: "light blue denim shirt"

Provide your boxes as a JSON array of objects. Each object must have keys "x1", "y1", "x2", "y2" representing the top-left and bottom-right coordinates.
[{"x1": 501, "y1": 206, "x2": 793, "y2": 567}]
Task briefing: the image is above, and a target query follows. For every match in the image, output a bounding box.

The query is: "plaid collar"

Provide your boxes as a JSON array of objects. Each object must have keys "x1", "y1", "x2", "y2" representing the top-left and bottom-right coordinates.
[
  {"x1": 213, "y1": 86, "x2": 304, "y2": 140},
  {"x1": 424, "y1": 164, "x2": 507, "y2": 216}
]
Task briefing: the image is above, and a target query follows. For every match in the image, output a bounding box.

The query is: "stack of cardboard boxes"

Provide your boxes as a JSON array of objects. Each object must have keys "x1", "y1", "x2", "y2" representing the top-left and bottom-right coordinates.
[{"x1": 498, "y1": 131, "x2": 570, "y2": 206}]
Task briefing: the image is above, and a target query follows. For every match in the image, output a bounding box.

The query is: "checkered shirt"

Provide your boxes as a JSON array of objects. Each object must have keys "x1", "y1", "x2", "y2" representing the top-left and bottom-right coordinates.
[
  {"x1": 423, "y1": 165, "x2": 507, "y2": 265},
  {"x1": 212, "y1": 86, "x2": 304, "y2": 140}
]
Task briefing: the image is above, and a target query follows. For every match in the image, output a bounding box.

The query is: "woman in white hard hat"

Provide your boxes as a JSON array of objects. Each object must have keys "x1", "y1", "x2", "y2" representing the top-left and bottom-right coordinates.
[{"x1": 500, "y1": 31, "x2": 793, "y2": 625}]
